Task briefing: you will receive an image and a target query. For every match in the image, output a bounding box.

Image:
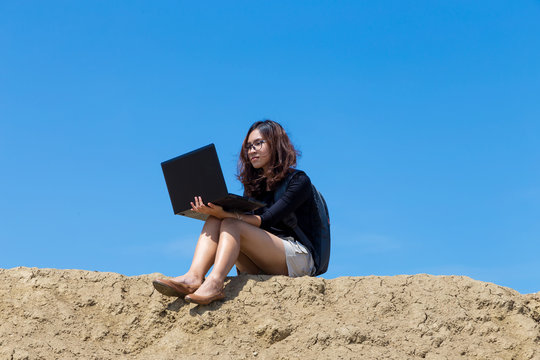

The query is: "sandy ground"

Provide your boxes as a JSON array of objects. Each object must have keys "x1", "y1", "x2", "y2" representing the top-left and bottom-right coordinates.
[{"x1": 1, "y1": 267, "x2": 539, "y2": 359}]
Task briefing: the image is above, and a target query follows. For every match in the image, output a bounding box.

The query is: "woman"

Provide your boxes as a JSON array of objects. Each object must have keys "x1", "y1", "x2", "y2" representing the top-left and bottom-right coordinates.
[{"x1": 153, "y1": 120, "x2": 317, "y2": 305}]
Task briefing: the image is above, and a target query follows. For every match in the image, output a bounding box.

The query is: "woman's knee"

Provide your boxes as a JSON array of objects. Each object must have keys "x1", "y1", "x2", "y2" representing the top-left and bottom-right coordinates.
[
  {"x1": 206, "y1": 215, "x2": 221, "y2": 224},
  {"x1": 220, "y1": 218, "x2": 248, "y2": 239},
  {"x1": 202, "y1": 216, "x2": 222, "y2": 234},
  {"x1": 220, "y1": 217, "x2": 242, "y2": 230}
]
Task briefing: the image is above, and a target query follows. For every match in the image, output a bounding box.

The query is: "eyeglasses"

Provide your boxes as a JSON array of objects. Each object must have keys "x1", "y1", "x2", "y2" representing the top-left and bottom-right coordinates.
[{"x1": 244, "y1": 139, "x2": 266, "y2": 151}]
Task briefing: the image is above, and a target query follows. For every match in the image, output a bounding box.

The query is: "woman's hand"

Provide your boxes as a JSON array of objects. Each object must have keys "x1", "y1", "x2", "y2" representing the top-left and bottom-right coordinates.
[{"x1": 190, "y1": 196, "x2": 228, "y2": 219}]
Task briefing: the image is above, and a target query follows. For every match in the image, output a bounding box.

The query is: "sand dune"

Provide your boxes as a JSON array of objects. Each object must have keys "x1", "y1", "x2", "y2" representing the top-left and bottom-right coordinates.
[{"x1": 1, "y1": 267, "x2": 538, "y2": 359}]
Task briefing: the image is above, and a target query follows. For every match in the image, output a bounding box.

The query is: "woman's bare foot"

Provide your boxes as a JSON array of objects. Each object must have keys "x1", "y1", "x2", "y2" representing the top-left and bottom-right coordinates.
[
  {"x1": 152, "y1": 273, "x2": 205, "y2": 297},
  {"x1": 190, "y1": 276, "x2": 223, "y2": 297},
  {"x1": 172, "y1": 273, "x2": 204, "y2": 288},
  {"x1": 184, "y1": 276, "x2": 226, "y2": 305}
]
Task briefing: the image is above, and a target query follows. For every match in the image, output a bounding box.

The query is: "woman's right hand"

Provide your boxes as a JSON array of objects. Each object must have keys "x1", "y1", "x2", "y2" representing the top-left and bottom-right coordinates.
[{"x1": 190, "y1": 196, "x2": 227, "y2": 219}]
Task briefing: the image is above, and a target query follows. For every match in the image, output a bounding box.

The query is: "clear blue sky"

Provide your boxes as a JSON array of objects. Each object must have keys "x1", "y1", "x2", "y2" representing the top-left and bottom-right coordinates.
[{"x1": 1, "y1": 1, "x2": 539, "y2": 294}]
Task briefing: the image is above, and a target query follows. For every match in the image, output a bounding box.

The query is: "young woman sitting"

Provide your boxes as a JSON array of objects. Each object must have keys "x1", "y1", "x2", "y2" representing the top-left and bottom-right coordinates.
[{"x1": 153, "y1": 120, "x2": 318, "y2": 305}]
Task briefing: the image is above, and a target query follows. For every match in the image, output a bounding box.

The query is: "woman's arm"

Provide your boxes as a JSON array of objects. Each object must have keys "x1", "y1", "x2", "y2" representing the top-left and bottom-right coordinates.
[
  {"x1": 191, "y1": 172, "x2": 310, "y2": 228},
  {"x1": 232, "y1": 212, "x2": 262, "y2": 227},
  {"x1": 259, "y1": 172, "x2": 311, "y2": 230},
  {"x1": 190, "y1": 196, "x2": 262, "y2": 227}
]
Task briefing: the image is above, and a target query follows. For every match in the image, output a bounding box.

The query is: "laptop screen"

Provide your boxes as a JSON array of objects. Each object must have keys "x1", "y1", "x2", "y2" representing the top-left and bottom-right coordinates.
[{"x1": 161, "y1": 144, "x2": 229, "y2": 215}]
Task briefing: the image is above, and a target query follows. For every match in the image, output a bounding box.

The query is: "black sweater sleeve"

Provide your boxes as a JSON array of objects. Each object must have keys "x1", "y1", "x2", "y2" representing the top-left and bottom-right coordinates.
[{"x1": 259, "y1": 172, "x2": 312, "y2": 230}]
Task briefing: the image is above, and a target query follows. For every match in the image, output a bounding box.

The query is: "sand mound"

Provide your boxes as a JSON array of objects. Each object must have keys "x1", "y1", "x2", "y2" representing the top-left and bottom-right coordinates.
[{"x1": 1, "y1": 267, "x2": 539, "y2": 359}]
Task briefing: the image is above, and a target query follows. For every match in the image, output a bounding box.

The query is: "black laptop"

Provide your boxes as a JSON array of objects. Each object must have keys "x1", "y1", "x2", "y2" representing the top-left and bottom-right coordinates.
[{"x1": 161, "y1": 143, "x2": 266, "y2": 220}]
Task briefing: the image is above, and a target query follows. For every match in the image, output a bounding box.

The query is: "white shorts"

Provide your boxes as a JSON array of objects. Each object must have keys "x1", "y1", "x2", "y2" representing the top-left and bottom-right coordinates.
[{"x1": 280, "y1": 236, "x2": 315, "y2": 277}]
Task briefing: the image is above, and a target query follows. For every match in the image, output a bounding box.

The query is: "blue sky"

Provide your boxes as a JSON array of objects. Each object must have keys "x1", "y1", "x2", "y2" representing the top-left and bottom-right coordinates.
[{"x1": 1, "y1": 1, "x2": 539, "y2": 294}]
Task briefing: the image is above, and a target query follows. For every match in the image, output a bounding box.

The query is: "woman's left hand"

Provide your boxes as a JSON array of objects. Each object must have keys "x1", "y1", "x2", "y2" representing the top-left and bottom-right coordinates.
[{"x1": 190, "y1": 196, "x2": 227, "y2": 219}]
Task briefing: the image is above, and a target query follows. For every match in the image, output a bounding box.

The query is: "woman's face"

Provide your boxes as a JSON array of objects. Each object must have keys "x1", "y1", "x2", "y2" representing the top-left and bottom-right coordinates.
[{"x1": 246, "y1": 128, "x2": 271, "y2": 171}]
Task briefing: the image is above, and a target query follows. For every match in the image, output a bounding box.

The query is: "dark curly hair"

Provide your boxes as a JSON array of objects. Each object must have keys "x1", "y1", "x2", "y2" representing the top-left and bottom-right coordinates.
[{"x1": 237, "y1": 120, "x2": 300, "y2": 197}]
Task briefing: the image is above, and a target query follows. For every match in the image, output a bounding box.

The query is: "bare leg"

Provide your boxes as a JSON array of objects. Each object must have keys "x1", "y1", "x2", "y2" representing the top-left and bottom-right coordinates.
[
  {"x1": 235, "y1": 252, "x2": 263, "y2": 275},
  {"x1": 191, "y1": 218, "x2": 288, "y2": 297},
  {"x1": 172, "y1": 216, "x2": 221, "y2": 286}
]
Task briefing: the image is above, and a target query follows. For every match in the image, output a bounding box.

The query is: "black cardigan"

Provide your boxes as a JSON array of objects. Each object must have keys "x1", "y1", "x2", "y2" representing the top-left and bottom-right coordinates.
[{"x1": 248, "y1": 171, "x2": 315, "y2": 256}]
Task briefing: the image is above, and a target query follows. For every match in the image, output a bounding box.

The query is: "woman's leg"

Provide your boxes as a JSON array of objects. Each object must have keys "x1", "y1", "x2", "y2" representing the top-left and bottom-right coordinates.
[
  {"x1": 235, "y1": 251, "x2": 264, "y2": 275},
  {"x1": 190, "y1": 218, "x2": 288, "y2": 297},
  {"x1": 172, "y1": 216, "x2": 222, "y2": 286}
]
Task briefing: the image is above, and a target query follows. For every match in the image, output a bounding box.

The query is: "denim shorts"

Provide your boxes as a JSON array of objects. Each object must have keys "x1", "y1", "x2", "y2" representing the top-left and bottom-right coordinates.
[{"x1": 280, "y1": 236, "x2": 315, "y2": 277}]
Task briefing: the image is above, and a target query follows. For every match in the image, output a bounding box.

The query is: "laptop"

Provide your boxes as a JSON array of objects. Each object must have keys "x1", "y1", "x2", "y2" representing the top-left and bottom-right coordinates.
[{"x1": 161, "y1": 143, "x2": 266, "y2": 221}]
